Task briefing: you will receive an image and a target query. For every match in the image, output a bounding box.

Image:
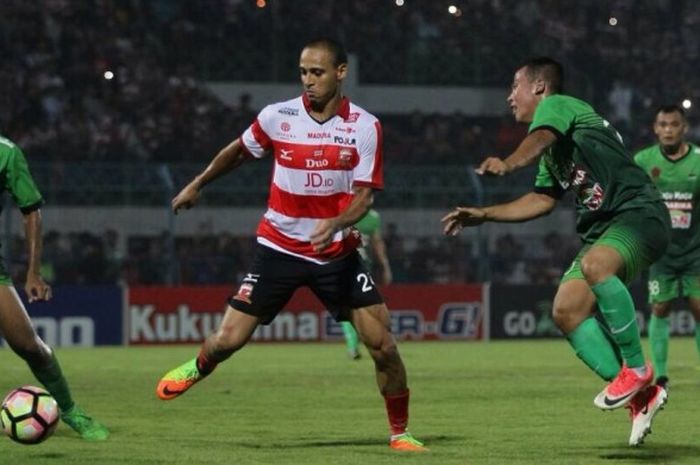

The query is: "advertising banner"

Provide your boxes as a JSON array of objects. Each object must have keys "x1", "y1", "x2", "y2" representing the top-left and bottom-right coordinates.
[
  {"x1": 0, "y1": 285, "x2": 123, "y2": 347},
  {"x1": 489, "y1": 284, "x2": 561, "y2": 339},
  {"x1": 489, "y1": 282, "x2": 695, "y2": 339},
  {"x1": 128, "y1": 284, "x2": 486, "y2": 344}
]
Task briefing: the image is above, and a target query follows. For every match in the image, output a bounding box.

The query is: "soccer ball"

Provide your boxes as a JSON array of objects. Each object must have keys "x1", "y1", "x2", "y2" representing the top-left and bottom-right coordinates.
[{"x1": 0, "y1": 385, "x2": 59, "y2": 445}]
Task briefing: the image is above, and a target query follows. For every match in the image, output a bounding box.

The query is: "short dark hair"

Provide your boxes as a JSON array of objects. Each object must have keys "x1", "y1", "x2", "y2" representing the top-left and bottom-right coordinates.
[
  {"x1": 656, "y1": 104, "x2": 686, "y2": 120},
  {"x1": 303, "y1": 38, "x2": 348, "y2": 67},
  {"x1": 519, "y1": 57, "x2": 564, "y2": 93}
]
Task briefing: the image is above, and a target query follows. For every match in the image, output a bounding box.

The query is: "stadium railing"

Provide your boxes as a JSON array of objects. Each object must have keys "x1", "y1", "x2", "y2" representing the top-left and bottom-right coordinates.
[{"x1": 30, "y1": 162, "x2": 537, "y2": 208}]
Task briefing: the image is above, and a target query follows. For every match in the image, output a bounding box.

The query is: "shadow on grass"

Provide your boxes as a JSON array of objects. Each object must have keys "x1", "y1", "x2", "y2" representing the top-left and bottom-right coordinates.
[
  {"x1": 234, "y1": 434, "x2": 461, "y2": 449},
  {"x1": 34, "y1": 453, "x2": 68, "y2": 459},
  {"x1": 598, "y1": 443, "x2": 700, "y2": 461}
]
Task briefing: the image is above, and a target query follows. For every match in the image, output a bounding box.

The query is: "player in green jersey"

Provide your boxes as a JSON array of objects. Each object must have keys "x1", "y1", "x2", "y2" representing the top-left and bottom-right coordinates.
[
  {"x1": 342, "y1": 209, "x2": 393, "y2": 359},
  {"x1": 634, "y1": 105, "x2": 700, "y2": 389},
  {"x1": 0, "y1": 136, "x2": 109, "y2": 441},
  {"x1": 441, "y1": 57, "x2": 670, "y2": 446}
]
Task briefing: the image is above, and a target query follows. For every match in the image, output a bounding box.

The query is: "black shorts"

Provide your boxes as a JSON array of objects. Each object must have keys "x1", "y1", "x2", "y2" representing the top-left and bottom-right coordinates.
[{"x1": 228, "y1": 244, "x2": 384, "y2": 324}]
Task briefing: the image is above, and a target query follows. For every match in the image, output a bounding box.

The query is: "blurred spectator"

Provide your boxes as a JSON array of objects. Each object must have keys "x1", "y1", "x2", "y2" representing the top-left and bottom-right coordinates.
[{"x1": 491, "y1": 234, "x2": 526, "y2": 283}]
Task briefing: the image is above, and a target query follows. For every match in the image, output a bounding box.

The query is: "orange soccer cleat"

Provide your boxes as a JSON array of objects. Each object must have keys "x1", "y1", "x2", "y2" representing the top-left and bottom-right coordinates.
[
  {"x1": 156, "y1": 358, "x2": 205, "y2": 400},
  {"x1": 390, "y1": 432, "x2": 428, "y2": 452}
]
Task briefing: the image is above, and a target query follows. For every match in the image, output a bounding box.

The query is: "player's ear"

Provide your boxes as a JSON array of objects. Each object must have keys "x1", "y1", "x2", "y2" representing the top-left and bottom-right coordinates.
[
  {"x1": 534, "y1": 79, "x2": 546, "y2": 95},
  {"x1": 336, "y1": 63, "x2": 348, "y2": 81}
]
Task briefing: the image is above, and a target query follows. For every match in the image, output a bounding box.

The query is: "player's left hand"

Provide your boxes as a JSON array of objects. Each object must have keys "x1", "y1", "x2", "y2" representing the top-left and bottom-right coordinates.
[
  {"x1": 310, "y1": 218, "x2": 340, "y2": 252},
  {"x1": 476, "y1": 157, "x2": 511, "y2": 176},
  {"x1": 25, "y1": 273, "x2": 52, "y2": 303}
]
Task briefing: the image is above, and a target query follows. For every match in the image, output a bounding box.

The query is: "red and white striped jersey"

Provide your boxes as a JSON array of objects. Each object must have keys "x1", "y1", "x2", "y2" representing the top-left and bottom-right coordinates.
[{"x1": 239, "y1": 94, "x2": 383, "y2": 263}]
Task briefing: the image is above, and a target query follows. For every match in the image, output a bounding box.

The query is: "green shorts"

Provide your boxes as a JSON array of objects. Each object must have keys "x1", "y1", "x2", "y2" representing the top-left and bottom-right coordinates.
[
  {"x1": 647, "y1": 269, "x2": 700, "y2": 303},
  {"x1": 562, "y1": 209, "x2": 670, "y2": 285}
]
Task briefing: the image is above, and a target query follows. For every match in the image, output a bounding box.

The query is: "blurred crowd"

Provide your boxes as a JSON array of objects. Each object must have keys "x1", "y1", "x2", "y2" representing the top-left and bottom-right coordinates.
[
  {"x1": 6, "y1": 228, "x2": 577, "y2": 286},
  {"x1": 3, "y1": 0, "x2": 700, "y2": 164}
]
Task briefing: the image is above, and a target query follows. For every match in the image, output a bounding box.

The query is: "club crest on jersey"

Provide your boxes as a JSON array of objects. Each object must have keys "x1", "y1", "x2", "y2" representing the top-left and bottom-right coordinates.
[
  {"x1": 651, "y1": 166, "x2": 661, "y2": 178},
  {"x1": 234, "y1": 282, "x2": 254, "y2": 304},
  {"x1": 581, "y1": 183, "x2": 604, "y2": 210},
  {"x1": 280, "y1": 122, "x2": 291, "y2": 132},
  {"x1": 337, "y1": 148, "x2": 353, "y2": 169}
]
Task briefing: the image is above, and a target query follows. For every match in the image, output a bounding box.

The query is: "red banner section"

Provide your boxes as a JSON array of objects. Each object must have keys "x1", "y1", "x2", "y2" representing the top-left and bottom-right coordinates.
[{"x1": 128, "y1": 284, "x2": 485, "y2": 344}]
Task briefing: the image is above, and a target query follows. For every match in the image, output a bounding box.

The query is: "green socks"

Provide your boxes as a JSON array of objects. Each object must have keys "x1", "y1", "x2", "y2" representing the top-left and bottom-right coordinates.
[
  {"x1": 29, "y1": 349, "x2": 75, "y2": 412},
  {"x1": 696, "y1": 323, "x2": 700, "y2": 365},
  {"x1": 341, "y1": 321, "x2": 359, "y2": 353},
  {"x1": 567, "y1": 317, "x2": 621, "y2": 381},
  {"x1": 648, "y1": 315, "x2": 669, "y2": 379},
  {"x1": 591, "y1": 276, "x2": 645, "y2": 368}
]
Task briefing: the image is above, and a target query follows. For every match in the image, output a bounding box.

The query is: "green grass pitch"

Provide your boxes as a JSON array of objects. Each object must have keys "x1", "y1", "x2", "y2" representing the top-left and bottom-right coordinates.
[{"x1": 1, "y1": 339, "x2": 699, "y2": 464}]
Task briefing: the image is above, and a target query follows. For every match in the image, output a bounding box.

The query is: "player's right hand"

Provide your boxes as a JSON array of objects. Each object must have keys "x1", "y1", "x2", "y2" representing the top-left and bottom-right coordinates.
[
  {"x1": 441, "y1": 207, "x2": 487, "y2": 235},
  {"x1": 25, "y1": 273, "x2": 52, "y2": 303},
  {"x1": 172, "y1": 182, "x2": 201, "y2": 214}
]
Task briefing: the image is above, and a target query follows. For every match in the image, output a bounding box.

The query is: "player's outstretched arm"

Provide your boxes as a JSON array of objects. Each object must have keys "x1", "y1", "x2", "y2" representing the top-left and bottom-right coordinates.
[
  {"x1": 442, "y1": 191, "x2": 557, "y2": 236},
  {"x1": 476, "y1": 129, "x2": 558, "y2": 176},
  {"x1": 23, "y1": 209, "x2": 52, "y2": 302},
  {"x1": 172, "y1": 139, "x2": 250, "y2": 214}
]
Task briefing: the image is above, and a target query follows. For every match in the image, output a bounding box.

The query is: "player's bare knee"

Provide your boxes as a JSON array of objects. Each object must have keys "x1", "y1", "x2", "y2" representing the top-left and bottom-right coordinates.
[
  {"x1": 651, "y1": 302, "x2": 672, "y2": 318},
  {"x1": 552, "y1": 302, "x2": 585, "y2": 333},
  {"x1": 369, "y1": 341, "x2": 400, "y2": 368},
  {"x1": 580, "y1": 257, "x2": 613, "y2": 285}
]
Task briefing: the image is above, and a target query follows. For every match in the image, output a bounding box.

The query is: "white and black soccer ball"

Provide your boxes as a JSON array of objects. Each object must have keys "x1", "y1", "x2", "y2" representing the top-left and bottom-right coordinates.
[{"x1": 0, "y1": 385, "x2": 59, "y2": 445}]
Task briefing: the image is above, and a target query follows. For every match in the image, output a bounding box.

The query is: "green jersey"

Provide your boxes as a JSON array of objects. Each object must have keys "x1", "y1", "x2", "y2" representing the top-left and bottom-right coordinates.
[
  {"x1": 354, "y1": 209, "x2": 381, "y2": 265},
  {"x1": 531, "y1": 95, "x2": 664, "y2": 242},
  {"x1": 0, "y1": 136, "x2": 43, "y2": 214},
  {"x1": 634, "y1": 143, "x2": 700, "y2": 265}
]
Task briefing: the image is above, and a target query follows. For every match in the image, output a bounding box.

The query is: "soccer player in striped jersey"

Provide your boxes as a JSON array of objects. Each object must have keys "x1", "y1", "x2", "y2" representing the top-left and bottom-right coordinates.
[
  {"x1": 442, "y1": 57, "x2": 669, "y2": 446},
  {"x1": 0, "y1": 136, "x2": 109, "y2": 441},
  {"x1": 156, "y1": 38, "x2": 425, "y2": 452},
  {"x1": 634, "y1": 105, "x2": 700, "y2": 390}
]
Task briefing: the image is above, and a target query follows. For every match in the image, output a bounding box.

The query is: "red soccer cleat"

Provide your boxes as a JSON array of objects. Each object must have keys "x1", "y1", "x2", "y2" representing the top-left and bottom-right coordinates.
[
  {"x1": 593, "y1": 362, "x2": 653, "y2": 410},
  {"x1": 627, "y1": 384, "x2": 668, "y2": 446}
]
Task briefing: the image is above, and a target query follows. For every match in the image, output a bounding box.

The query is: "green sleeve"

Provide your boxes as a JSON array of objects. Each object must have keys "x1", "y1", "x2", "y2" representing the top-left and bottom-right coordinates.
[
  {"x1": 355, "y1": 209, "x2": 381, "y2": 235},
  {"x1": 633, "y1": 146, "x2": 653, "y2": 169},
  {"x1": 7, "y1": 146, "x2": 43, "y2": 212},
  {"x1": 529, "y1": 95, "x2": 576, "y2": 136},
  {"x1": 533, "y1": 157, "x2": 565, "y2": 198}
]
